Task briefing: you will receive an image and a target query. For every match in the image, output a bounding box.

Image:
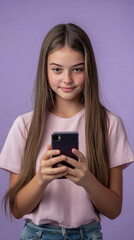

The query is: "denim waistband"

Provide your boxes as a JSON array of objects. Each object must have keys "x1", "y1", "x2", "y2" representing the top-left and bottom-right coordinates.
[{"x1": 25, "y1": 220, "x2": 101, "y2": 236}]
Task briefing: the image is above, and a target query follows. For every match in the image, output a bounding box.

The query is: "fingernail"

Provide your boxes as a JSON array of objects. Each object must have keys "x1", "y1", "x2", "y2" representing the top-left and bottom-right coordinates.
[
  {"x1": 61, "y1": 155, "x2": 65, "y2": 160},
  {"x1": 56, "y1": 150, "x2": 60, "y2": 154}
]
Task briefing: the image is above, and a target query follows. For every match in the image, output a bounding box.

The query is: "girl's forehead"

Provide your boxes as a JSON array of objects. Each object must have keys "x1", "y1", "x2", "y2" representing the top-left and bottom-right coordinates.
[{"x1": 47, "y1": 46, "x2": 84, "y2": 66}]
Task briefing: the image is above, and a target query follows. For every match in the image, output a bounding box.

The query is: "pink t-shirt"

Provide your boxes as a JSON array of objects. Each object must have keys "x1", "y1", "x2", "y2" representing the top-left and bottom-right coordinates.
[{"x1": 0, "y1": 109, "x2": 134, "y2": 228}]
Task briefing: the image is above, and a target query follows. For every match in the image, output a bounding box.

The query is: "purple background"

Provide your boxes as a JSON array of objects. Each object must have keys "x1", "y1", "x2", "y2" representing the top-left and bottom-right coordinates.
[{"x1": 0, "y1": 0, "x2": 134, "y2": 239}]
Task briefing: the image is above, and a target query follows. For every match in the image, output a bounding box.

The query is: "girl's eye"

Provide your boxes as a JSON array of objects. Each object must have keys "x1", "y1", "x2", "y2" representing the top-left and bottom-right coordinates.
[
  {"x1": 53, "y1": 68, "x2": 62, "y2": 73},
  {"x1": 73, "y1": 68, "x2": 83, "y2": 72}
]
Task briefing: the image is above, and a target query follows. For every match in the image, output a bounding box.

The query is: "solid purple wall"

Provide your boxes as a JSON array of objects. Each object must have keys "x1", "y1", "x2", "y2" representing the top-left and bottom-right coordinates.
[{"x1": 0, "y1": 0, "x2": 134, "y2": 239}]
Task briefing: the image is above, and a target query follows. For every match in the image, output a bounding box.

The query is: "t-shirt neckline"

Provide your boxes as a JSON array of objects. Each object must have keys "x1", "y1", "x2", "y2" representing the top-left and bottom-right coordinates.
[{"x1": 49, "y1": 108, "x2": 85, "y2": 120}]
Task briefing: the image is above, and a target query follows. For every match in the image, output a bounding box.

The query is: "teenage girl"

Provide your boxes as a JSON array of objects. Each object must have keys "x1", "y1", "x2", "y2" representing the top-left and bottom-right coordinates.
[{"x1": 0, "y1": 23, "x2": 134, "y2": 240}]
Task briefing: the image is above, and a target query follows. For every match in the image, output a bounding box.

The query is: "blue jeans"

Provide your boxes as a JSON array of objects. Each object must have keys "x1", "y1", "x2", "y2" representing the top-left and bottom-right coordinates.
[{"x1": 20, "y1": 220, "x2": 103, "y2": 240}]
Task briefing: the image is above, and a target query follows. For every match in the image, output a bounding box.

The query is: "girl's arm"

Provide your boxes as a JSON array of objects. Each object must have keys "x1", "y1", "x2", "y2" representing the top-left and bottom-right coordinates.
[
  {"x1": 10, "y1": 171, "x2": 48, "y2": 219},
  {"x1": 10, "y1": 145, "x2": 68, "y2": 219},
  {"x1": 65, "y1": 148, "x2": 122, "y2": 219},
  {"x1": 83, "y1": 166, "x2": 122, "y2": 219}
]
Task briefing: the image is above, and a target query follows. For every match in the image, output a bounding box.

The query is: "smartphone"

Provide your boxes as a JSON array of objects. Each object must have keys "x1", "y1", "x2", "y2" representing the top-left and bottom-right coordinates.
[{"x1": 51, "y1": 132, "x2": 79, "y2": 175}]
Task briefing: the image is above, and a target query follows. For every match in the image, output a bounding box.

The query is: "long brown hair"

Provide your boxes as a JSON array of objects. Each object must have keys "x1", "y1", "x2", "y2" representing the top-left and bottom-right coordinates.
[{"x1": 4, "y1": 23, "x2": 109, "y2": 216}]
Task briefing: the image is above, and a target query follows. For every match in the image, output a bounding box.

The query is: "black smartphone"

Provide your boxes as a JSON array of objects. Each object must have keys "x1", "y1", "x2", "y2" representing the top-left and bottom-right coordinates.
[{"x1": 51, "y1": 132, "x2": 79, "y2": 174}]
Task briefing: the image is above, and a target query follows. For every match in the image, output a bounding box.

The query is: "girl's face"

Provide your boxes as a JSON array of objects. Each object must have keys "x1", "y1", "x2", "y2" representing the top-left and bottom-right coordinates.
[{"x1": 47, "y1": 46, "x2": 85, "y2": 103}]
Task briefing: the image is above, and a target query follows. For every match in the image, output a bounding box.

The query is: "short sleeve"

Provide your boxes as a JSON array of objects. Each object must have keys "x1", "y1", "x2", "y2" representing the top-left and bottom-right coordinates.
[
  {"x1": 0, "y1": 117, "x2": 27, "y2": 173},
  {"x1": 108, "y1": 115, "x2": 134, "y2": 169}
]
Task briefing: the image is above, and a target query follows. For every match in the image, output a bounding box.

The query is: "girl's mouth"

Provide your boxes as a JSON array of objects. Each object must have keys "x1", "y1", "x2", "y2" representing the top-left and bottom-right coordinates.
[{"x1": 60, "y1": 87, "x2": 75, "y2": 92}]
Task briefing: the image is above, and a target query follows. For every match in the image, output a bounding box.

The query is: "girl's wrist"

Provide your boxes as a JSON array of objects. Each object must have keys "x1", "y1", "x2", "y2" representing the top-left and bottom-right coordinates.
[
  {"x1": 36, "y1": 171, "x2": 49, "y2": 190},
  {"x1": 82, "y1": 170, "x2": 92, "y2": 191}
]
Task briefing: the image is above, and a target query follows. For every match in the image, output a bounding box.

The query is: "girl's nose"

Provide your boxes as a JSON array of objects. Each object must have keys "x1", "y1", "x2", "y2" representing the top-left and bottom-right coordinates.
[{"x1": 63, "y1": 71, "x2": 73, "y2": 84}]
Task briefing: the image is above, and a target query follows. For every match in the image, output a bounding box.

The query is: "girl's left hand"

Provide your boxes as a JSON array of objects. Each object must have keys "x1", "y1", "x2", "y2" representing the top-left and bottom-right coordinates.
[{"x1": 64, "y1": 148, "x2": 90, "y2": 187}]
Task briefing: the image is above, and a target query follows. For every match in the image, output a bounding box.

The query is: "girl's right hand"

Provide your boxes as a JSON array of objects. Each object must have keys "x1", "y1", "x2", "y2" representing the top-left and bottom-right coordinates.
[{"x1": 37, "y1": 145, "x2": 68, "y2": 186}]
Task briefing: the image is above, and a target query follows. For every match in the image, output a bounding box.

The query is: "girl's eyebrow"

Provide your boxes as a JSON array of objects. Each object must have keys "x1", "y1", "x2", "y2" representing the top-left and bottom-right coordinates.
[{"x1": 49, "y1": 62, "x2": 85, "y2": 67}]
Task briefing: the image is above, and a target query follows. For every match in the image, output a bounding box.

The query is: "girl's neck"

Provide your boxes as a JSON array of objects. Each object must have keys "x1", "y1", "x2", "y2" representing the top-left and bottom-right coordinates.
[{"x1": 52, "y1": 99, "x2": 84, "y2": 118}]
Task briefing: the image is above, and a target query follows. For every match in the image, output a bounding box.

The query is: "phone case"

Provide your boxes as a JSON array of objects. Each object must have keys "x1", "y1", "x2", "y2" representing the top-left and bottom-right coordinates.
[{"x1": 51, "y1": 132, "x2": 79, "y2": 178}]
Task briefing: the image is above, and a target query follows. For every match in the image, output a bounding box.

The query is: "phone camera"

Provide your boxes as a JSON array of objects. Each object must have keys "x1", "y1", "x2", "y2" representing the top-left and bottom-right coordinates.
[{"x1": 53, "y1": 135, "x2": 61, "y2": 141}]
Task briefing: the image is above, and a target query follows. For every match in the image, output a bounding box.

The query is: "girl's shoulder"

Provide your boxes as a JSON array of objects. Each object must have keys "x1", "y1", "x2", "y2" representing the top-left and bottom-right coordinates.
[
  {"x1": 15, "y1": 111, "x2": 33, "y2": 124},
  {"x1": 12, "y1": 111, "x2": 33, "y2": 135},
  {"x1": 20, "y1": 111, "x2": 33, "y2": 124},
  {"x1": 106, "y1": 110, "x2": 120, "y2": 123},
  {"x1": 106, "y1": 110, "x2": 126, "y2": 137}
]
